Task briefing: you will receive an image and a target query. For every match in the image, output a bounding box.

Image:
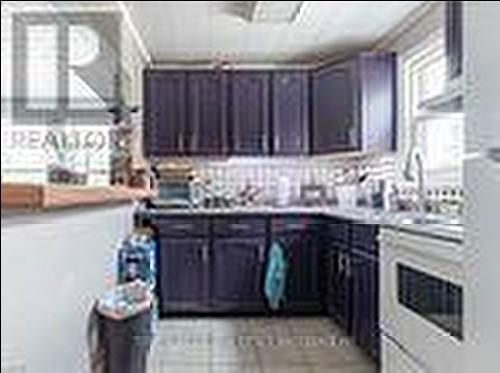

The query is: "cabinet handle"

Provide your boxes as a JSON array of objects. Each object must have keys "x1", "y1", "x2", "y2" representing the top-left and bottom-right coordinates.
[
  {"x1": 230, "y1": 223, "x2": 252, "y2": 231},
  {"x1": 282, "y1": 223, "x2": 304, "y2": 231},
  {"x1": 275, "y1": 136, "x2": 281, "y2": 152},
  {"x1": 338, "y1": 253, "x2": 344, "y2": 273},
  {"x1": 345, "y1": 256, "x2": 351, "y2": 278},
  {"x1": 262, "y1": 135, "x2": 268, "y2": 153},
  {"x1": 201, "y1": 245, "x2": 209, "y2": 264},
  {"x1": 172, "y1": 223, "x2": 194, "y2": 231},
  {"x1": 177, "y1": 132, "x2": 184, "y2": 152},
  {"x1": 191, "y1": 131, "x2": 198, "y2": 152},
  {"x1": 258, "y1": 245, "x2": 266, "y2": 263}
]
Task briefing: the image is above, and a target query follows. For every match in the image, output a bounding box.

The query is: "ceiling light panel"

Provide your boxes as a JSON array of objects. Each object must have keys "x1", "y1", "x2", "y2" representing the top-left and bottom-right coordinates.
[{"x1": 251, "y1": 1, "x2": 304, "y2": 23}]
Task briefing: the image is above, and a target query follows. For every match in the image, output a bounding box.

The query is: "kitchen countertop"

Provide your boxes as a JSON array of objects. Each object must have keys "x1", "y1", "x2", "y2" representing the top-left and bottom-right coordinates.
[{"x1": 136, "y1": 204, "x2": 464, "y2": 243}]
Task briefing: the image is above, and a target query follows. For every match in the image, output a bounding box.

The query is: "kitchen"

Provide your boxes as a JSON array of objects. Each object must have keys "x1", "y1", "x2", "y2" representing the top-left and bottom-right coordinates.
[{"x1": 1, "y1": 1, "x2": 499, "y2": 373}]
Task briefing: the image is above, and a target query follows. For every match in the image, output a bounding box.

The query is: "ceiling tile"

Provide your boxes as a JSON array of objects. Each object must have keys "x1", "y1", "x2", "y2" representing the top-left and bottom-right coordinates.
[{"x1": 124, "y1": 0, "x2": 426, "y2": 63}]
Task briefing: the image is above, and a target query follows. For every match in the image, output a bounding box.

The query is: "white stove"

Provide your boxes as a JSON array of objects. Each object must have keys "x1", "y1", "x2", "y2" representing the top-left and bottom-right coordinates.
[{"x1": 379, "y1": 227, "x2": 464, "y2": 373}]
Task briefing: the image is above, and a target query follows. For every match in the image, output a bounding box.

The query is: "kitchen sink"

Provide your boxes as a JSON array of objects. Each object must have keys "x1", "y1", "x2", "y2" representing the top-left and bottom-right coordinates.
[{"x1": 400, "y1": 215, "x2": 462, "y2": 226}]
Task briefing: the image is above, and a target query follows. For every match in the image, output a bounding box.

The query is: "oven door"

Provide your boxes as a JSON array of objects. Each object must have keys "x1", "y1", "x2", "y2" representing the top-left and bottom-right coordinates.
[{"x1": 380, "y1": 229, "x2": 464, "y2": 373}]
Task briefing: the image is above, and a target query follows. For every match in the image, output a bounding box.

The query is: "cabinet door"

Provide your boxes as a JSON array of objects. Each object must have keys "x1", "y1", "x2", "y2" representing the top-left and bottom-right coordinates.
[
  {"x1": 230, "y1": 72, "x2": 270, "y2": 155},
  {"x1": 357, "y1": 53, "x2": 397, "y2": 153},
  {"x1": 158, "y1": 238, "x2": 208, "y2": 313},
  {"x1": 446, "y1": 1, "x2": 463, "y2": 80},
  {"x1": 143, "y1": 71, "x2": 188, "y2": 156},
  {"x1": 211, "y1": 238, "x2": 266, "y2": 312},
  {"x1": 274, "y1": 232, "x2": 321, "y2": 313},
  {"x1": 188, "y1": 71, "x2": 229, "y2": 155},
  {"x1": 312, "y1": 62, "x2": 359, "y2": 154},
  {"x1": 325, "y1": 245, "x2": 340, "y2": 315},
  {"x1": 272, "y1": 72, "x2": 310, "y2": 155},
  {"x1": 351, "y1": 249, "x2": 380, "y2": 361},
  {"x1": 326, "y1": 242, "x2": 353, "y2": 333}
]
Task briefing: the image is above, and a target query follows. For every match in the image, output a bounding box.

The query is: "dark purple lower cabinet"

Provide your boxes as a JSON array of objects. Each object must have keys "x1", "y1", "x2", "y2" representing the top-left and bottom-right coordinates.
[
  {"x1": 325, "y1": 241, "x2": 353, "y2": 334},
  {"x1": 159, "y1": 238, "x2": 209, "y2": 313},
  {"x1": 274, "y1": 232, "x2": 322, "y2": 313},
  {"x1": 351, "y1": 248, "x2": 380, "y2": 362},
  {"x1": 149, "y1": 213, "x2": 379, "y2": 363},
  {"x1": 211, "y1": 238, "x2": 267, "y2": 312}
]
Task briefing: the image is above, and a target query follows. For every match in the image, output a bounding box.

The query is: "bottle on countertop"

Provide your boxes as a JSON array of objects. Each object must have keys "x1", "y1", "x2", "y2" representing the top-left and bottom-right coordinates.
[
  {"x1": 387, "y1": 185, "x2": 400, "y2": 212},
  {"x1": 371, "y1": 179, "x2": 386, "y2": 210}
]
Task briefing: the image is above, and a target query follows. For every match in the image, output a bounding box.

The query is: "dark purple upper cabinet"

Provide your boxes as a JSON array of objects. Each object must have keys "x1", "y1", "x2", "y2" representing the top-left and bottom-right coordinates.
[
  {"x1": 211, "y1": 237, "x2": 266, "y2": 312},
  {"x1": 271, "y1": 71, "x2": 310, "y2": 155},
  {"x1": 445, "y1": 1, "x2": 463, "y2": 80},
  {"x1": 312, "y1": 52, "x2": 396, "y2": 155},
  {"x1": 356, "y1": 52, "x2": 397, "y2": 153},
  {"x1": 312, "y1": 61, "x2": 358, "y2": 154},
  {"x1": 143, "y1": 70, "x2": 188, "y2": 157},
  {"x1": 229, "y1": 72, "x2": 271, "y2": 155},
  {"x1": 158, "y1": 238, "x2": 209, "y2": 313},
  {"x1": 187, "y1": 71, "x2": 229, "y2": 155}
]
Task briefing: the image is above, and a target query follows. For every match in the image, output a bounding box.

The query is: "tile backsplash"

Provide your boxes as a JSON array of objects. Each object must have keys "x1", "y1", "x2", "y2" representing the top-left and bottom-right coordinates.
[
  {"x1": 180, "y1": 154, "x2": 397, "y2": 206},
  {"x1": 156, "y1": 154, "x2": 464, "y2": 214}
]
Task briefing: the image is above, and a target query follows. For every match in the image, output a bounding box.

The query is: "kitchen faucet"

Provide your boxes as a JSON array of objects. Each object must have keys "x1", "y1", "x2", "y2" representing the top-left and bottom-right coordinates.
[{"x1": 403, "y1": 147, "x2": 425, "y2": 213}]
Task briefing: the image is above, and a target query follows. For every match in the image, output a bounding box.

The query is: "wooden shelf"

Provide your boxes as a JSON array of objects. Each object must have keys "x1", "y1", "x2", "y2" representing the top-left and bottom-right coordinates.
[{"x1": 1, "y1": 183, "x2": 156, "y2": 210}]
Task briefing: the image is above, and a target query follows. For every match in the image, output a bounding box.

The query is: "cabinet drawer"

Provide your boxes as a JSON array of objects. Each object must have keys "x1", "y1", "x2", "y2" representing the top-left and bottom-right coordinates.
[
  {"x1": 153, "y1": 217, "x2": 210, "y2": 237},
  {"x1": 271, "y1": 216, "x2": 320, "y2": 234},
  {"x1": 324, "y1": 218, "x2": 350, "y2": 243},
  {"x1": 351, "y1": 223, "x2": 379, "y2": 252},
  {"x1": 212, "y1": 216, "x2": 267, "y2": 237}
]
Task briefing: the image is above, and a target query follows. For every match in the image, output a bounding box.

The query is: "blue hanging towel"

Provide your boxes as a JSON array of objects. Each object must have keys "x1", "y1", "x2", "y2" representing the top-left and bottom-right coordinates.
[{"x1": 264, "y1": 241, "x2": 287, "y2": 311}]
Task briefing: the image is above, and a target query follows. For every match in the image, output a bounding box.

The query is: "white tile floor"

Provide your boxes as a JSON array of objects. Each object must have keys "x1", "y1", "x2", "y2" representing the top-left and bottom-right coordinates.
[{"x1": 148, "y1": 317, "x2": 377, "y2": 373}]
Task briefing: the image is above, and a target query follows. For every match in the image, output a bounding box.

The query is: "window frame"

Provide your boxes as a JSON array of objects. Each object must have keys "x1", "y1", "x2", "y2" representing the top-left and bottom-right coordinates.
[{"x1": 401, "y1": 30, "x2": 464, "y2": 186}]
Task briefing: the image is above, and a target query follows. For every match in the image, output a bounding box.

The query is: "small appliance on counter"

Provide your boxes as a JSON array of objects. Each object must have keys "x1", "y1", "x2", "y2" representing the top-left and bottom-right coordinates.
[
  {"x1": 299, "y1": 184, "x2": 327, "y2": 206},
  {"x1": 335, "y1": 184, "x2": 357, "y2": 208},
  {"x1": 153, "y1": 161, "x2": 194, "y2": 208},
  {"x1": 276, "y1": 176, "x2": 292, "y2": 207}
]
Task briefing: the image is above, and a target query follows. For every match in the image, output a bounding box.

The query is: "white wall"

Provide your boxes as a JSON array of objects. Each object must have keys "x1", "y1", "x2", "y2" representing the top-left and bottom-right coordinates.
[{"x1": 1, "y1": 204, "x2": 134, "y2": 373}]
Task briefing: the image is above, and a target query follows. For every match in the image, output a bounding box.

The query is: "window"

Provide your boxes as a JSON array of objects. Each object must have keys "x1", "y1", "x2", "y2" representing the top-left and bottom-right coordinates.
[{"x1": 402, "y1": 33, "x2": 464, "y2": 187}]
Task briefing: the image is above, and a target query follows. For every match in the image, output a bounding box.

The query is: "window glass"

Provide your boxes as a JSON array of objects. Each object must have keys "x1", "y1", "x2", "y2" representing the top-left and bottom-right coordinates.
[{"x1": 403, "y1": 34, "x2": 464, "y2": 186}]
